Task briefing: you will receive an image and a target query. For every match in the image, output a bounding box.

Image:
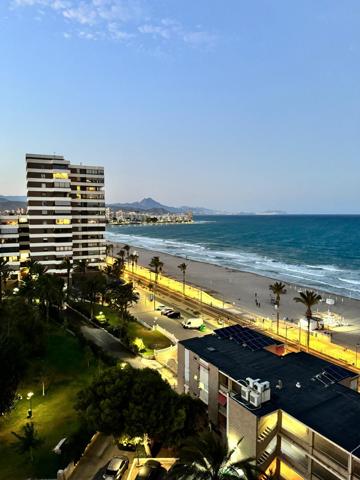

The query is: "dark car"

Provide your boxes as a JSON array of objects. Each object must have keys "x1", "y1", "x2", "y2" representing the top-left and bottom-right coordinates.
[
  {"x1": 103, "y1": 455, "x2": 129, "y2": 480},
  {"x1": 135, "y1": 460, "x2": 163, "y2": 480},
  {"x1": 166, "y1": 310, "x2": 181, "y2": 319}
]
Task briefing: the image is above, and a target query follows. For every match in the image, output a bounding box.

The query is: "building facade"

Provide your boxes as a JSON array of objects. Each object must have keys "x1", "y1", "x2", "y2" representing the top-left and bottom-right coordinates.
[
  {"x1": 70, "y1": 163, "x2": 106, "y2": 267},
  {"x1": 178, "y1": 326, "x2": 360, "y2": 480},
  {"x1": 0, "y1": 154, "x2": 106, "y2": 274}
]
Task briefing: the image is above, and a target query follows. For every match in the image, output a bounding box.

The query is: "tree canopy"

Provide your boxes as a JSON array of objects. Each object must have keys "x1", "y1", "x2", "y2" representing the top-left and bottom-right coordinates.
[{"x1": 76, "y1": 365, "x2": 205, "y2": 449}]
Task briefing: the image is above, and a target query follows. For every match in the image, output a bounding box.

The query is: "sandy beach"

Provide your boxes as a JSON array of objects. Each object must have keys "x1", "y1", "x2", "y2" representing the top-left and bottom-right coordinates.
[{"x1": 109, "y1": 241, "x2": 360, "y2": 347}]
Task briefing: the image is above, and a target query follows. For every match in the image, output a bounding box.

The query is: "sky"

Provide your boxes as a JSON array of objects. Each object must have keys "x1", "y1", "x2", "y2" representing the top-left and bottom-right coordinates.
[{"x1": 0, "y1": 1, "x2": 360, "y2": 213}]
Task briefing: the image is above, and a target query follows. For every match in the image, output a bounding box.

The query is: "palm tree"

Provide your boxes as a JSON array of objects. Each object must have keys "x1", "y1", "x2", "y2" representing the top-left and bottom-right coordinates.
[
  {"x1": 178, "y1": 263, "x2": 188, "y2": 295},
  {"x1": 123, "y1": 244, "x2": 131, "y2": 263},
  {"x1": 133, "y1": 252, "x2": 139, "y2": 268},
  {"x1": 294, "y1": 290, "x2": 322, "y2": 350},
  {"x1": 104, "y1": 264, "x2": 114, "y2": 277},
  {"x1": 25, "y1": 259, "x2": 47, "y2": 277},
  {"x1": 168, "y1": 430, "x2": 264, "y2": 480},
  {"x1": 35, "y1": 274, "x2": 65, "y2": 322},
  {"x1": 269, "y1": 281, "x2": 286, "y2": 335},
  {"x1": 149, "y1": 256, "x2": 163, "y2": 283},
  {"x1": 118, "y1": 249, "x2": 126, "y2": 265},
  {"x1": 74, "y1": 259, "x2": 88, "y2": 274},
  {"x1": 60, "y1": 256, "x2": 72, "y2": 298},
  {"x1": 0, "y1": 258, "x2": 10, "y2": 302},
  {"x1": 110, "y1": 282, "x2": 139, "y2": 318},
  {"x1": 113, "y1": 257, "x2": 125, "y2": 278},
  {"x1": 11, "y1": 423, "x2": 43, "y2": 463},
  {"x1": 129, "y1": 253, "x2": 137, "y2": 273}
]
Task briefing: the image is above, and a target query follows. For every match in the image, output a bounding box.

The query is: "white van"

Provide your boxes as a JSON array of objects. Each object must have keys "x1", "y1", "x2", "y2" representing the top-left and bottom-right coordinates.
[{"x1": 182, "y1": 318, "x2": 204, "y2": 329}]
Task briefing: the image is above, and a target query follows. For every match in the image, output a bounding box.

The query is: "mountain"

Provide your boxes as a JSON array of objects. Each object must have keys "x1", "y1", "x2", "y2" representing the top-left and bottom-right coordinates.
[
  {"x1": 108, "y1": 197, "x2": 223, "y2": 215},
  {"x1": 2, "y1": 195, "x2": 27, "y2": 202},
  {"x1": 0, "y1": 196, "x2": 27, "y2": 211}
]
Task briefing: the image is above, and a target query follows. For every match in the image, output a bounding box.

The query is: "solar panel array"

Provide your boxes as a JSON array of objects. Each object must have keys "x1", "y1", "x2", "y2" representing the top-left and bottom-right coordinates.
[
  {"x1": 323, "y1": 365, "x2": 351, "y2": 382},
  {"x1": 215, "y1": 325, "x2": 280, "y2": 351},
  {"x1": 312, "y1": 364, "x2": 351, "y2": 387}
]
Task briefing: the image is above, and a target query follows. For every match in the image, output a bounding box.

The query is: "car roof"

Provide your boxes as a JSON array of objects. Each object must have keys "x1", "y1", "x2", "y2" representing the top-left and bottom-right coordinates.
[{"x1": 108, "y1": 456, "x2": 128, "y2": 469}]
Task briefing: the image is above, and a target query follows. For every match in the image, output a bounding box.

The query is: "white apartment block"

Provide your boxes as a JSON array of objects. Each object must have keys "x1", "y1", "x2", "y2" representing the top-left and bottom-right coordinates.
[
  {"x1": 24, "y1": 153, "x2": 105, "y2": 273},
  {"x1": 70, "y1": 164, "x2": 106, "y2": 267}
]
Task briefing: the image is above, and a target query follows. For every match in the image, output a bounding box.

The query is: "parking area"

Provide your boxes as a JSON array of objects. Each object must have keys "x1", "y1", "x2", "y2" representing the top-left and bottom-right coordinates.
[{"x1": 126, "y1": 457, "x2": 176, "y2": 480}]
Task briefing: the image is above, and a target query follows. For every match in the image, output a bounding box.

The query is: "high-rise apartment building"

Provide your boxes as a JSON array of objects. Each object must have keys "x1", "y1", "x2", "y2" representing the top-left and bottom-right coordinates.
[
  {"x1": 70, "y1": 163, "x2": 106, "y2": 267},
  {"x1": 26, "y1": 154, "x2": 73, "y2": 273},
  {"x1": 24, "y1": 154, "x2": 105, "y2": 273}
]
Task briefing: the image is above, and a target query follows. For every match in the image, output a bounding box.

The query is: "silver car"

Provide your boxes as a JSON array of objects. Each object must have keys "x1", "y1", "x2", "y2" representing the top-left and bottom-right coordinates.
[{"x1": 103, "y1": 455, "x2": 129, "y2": 480}]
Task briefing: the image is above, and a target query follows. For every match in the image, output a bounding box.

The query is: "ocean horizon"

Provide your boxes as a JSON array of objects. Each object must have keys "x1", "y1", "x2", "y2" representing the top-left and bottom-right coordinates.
[{"x1": 105, "y1": 214, "x2": 360, "y2": 300}]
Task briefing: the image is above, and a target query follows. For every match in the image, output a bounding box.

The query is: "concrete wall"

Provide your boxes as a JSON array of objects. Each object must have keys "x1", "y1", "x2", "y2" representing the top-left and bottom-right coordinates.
[
  {"x1": 177, "y1": 343, "x2": 185, "y2": 394},
  {"x1": 227, "y1": 395, "x2": 258, "y2": 461},
  {"x1": 208, "y1": 363, "x2": 219, "y2": 426}
]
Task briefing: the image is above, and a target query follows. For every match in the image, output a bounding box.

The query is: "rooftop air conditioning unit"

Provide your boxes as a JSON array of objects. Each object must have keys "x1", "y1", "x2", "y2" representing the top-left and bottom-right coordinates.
[
  {"x1": 254, "y1": 380, "x2": 271, "y2": 403},
  {"x1": 246, "y1": 377, "x2": 260, "y2": 388},
  {"x1": 240, "y1": 384, "x2": 250, "y2": 401},
  {"x1": 249, "y1": 391, "x2": 261, "y2": 407}
]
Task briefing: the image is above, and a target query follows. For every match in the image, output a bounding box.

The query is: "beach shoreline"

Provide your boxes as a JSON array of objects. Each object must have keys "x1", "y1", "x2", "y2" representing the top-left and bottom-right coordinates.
[{"x1": 108, "y1": 240, "x2": 360, "y2": 348}]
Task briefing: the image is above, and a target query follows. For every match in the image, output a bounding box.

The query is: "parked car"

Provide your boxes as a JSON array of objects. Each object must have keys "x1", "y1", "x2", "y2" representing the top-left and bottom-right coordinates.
[
  {"x1": 135, "y1": 460, "x2": 163, "y2": 480},
  {"x1": 166, "y1": 310, "x2": 181, "y2": 319},
  {"x1": 156, "y1": 304, "x2": 166, "y2": 311},
  {"x1": 182, "y1": 317, "x2": 204, "y2": 329},
  {"x1": 161, "y1": 308, "x2": 173, "y2": 316},
  {"x1": 103, "y1": 456, "x2": 129, "y2": 480}
]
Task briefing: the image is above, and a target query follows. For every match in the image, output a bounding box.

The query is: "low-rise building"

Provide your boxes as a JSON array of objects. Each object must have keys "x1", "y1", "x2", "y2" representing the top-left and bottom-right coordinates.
[{"x1": 178, "y1": 325, "x2": 360, "y2": 480}]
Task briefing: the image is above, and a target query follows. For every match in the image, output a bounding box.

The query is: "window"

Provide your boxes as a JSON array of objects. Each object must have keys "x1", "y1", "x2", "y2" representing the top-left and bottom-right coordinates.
[
  {"x1": 53, "y1": 172, "x2": 69, "y2": 179},
  {"x1": 56, "y1": 219, "x2": 71, "y2": 225}
]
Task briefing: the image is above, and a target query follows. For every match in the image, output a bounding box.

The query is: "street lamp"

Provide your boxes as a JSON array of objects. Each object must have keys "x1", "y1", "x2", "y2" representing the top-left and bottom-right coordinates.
[
  {"x1": 356, "y1": 344, "x2": 360, "y2": 367},
  {"x1": 27, "y1": 392, "x2": 34, "y2": 418}
]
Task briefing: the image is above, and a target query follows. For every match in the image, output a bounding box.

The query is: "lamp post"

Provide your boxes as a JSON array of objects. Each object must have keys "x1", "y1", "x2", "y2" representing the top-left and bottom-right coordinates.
[
  {"x1": 356, "y1": 343, "x2": 360, "y2": 367},
  {"x1": 27, "y1": 392, "x2": 34, "y2": 418}
]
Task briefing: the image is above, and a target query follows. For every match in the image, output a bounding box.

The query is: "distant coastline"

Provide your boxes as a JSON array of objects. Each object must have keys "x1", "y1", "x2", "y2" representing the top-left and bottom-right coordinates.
[{"x1": 106, "y1": 214, "x2": 360, "y2": 300}]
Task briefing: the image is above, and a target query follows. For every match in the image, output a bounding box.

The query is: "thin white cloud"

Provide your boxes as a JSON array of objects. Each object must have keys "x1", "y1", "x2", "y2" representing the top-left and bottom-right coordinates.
[{"x1": 10, "y1": 0, "x2": 216, "y2": 49}]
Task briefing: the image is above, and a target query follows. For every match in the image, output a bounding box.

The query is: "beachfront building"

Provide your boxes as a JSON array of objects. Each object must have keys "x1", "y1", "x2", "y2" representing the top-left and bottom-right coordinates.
[
  {"x1": 16, "y1": 153, "x2": 106, "y2": 274},
  {"x1": 178, "y1": 325, "x2": 360, "y2": 480},
  {"x1": 70, "y1": 164, "x2": 106, "y2": 268},
  {"x1": 0, "y1": 214, "x2": 29, "y2": 272},
  {"x1": 26, "y1": 154, "x2": 73, "y2": 273}
]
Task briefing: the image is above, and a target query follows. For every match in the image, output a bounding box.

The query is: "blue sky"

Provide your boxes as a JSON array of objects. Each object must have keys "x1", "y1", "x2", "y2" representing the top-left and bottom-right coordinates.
[{"x1": 0, "y1": 1, "x2": 359, "y2": 213}]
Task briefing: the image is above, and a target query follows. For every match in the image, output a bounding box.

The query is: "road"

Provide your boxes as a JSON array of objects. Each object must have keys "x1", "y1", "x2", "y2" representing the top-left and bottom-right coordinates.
[
  {"x1": 131, "y1": 284, "x2": 216, "y2": 342},
  {"x1": 81, "y1": 325, "x2": 144, "y2": 369}
]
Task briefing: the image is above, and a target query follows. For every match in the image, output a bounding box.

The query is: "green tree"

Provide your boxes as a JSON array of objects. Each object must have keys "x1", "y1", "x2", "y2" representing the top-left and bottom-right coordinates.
[
  {"x1": 294, "y1": 290, "x2": 322, "y2": 350},
  {"x1": 110, "y1": 282, "x2": 139, "y2": 318},
  {"x1": 129, "y1": 254, "x2": 137, "y2": 273},
  {"x1": 123, "y1": 244, "x2": 131, "y2": 263},
  {"x1": 113, "y1": 257, "x2": 125, "y2": 278},
  {"x1": 77, "y1": 272, "x2": 107, "y2": 319},
  {"x1": 25, "y1": 259, "x2": 48, "y2": 277},
  {"x1": 76, "y1": 366, "x2": 203, "y2": 455},
  {"x1": 149, "y1": 256, "x2": 163, "y2": 283},
  {"x1": 168, "y1": 431, "x2": 263, "y2": 480},
  {"x1": 117, "y1": 249, "x2": 126, "y2": 265},
  {"x1": 11, "y1": 423, "x2": 43, "y2": 463},
  {"x1": 178, "y1": 262, "x2": 188, "y2": 295},
  {"x1": 0, "y1": 335, "x2": 25, "y2": 414},
  {"x1": 269, "y1": 281, "x2": 286, "y2": 335},
  {"x1": 35, "y1": 273, "x2": 65, "y2": 322},
  {"x1": 0, "y1": 258, "x2": 10, "y2": 302}
]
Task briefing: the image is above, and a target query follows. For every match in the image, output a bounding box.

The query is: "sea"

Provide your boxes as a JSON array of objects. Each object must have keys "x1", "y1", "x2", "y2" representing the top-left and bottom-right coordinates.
[{"x1": 105, "y1": 215, "x2": 360, "y2": 299}]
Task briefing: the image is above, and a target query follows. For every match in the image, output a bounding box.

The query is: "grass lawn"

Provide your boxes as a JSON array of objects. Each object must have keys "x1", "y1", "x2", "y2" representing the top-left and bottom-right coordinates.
[
  {"x1": 81, "y1": 303, "x2": 172, "y2": 351},
  {"x1": 0, "y1": 326, "x2": 98, "y2": 480}
]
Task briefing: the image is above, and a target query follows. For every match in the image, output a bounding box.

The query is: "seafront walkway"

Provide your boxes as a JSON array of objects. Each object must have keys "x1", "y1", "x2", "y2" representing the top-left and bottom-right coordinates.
[{"x1": 107, "y1": 257, "x2": 360, "y2": 373}]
